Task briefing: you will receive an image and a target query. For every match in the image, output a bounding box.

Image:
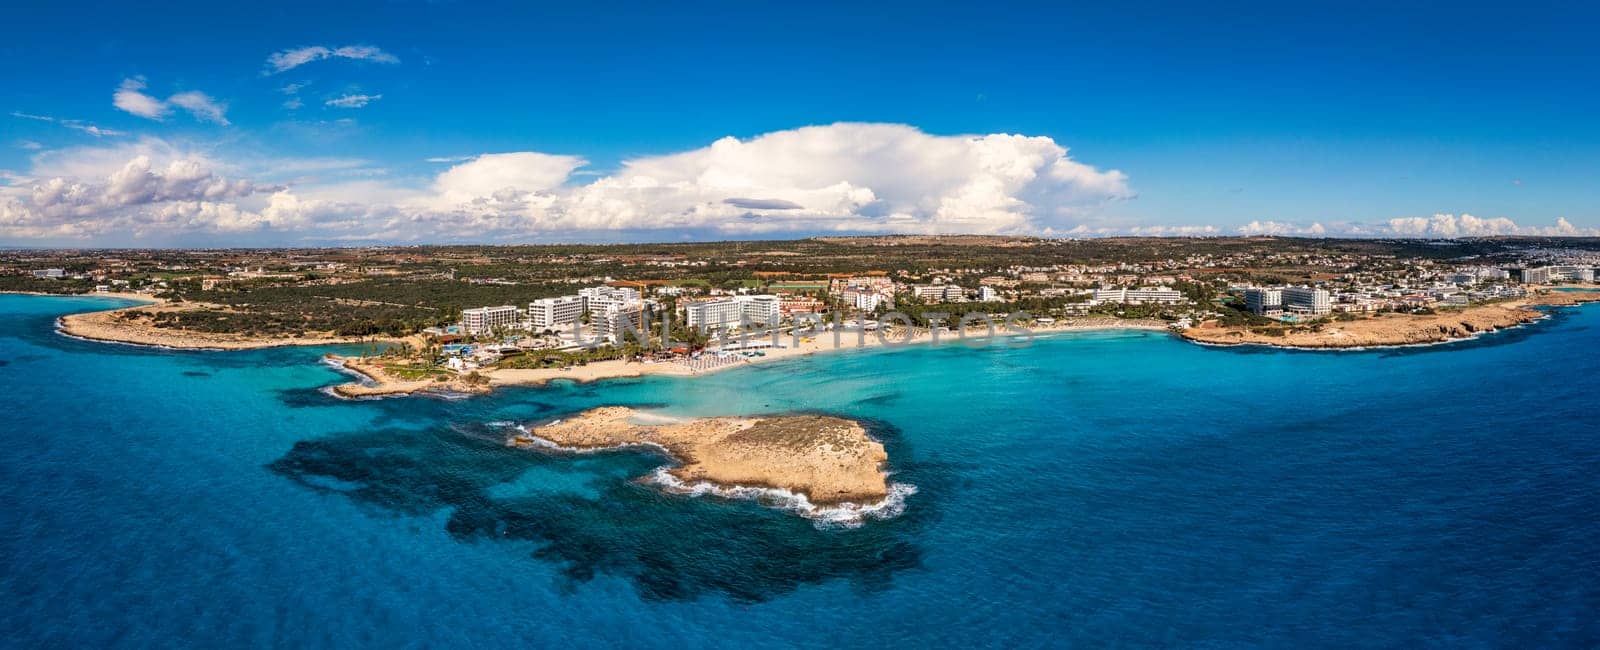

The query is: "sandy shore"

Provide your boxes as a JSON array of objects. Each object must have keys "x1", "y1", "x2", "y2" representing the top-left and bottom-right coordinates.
[
  {"x1": 510, "y1": 406, "x2": 891, "y2": 506},
  {"x1": 57, "y1": 299, "x2": 394, "y2": 350},
  {"x1": 1182, "y1": 291, "x2": 1600, "y2": 349},
  {"x1": 338, "y1": 317, "x2": 1172, "y2": 396}
]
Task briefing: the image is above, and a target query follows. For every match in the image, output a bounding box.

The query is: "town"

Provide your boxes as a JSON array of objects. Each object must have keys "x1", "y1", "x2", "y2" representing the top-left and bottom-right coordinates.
[{"x1": 8, "y1": 235, "x2": 1600, "y2": 380}]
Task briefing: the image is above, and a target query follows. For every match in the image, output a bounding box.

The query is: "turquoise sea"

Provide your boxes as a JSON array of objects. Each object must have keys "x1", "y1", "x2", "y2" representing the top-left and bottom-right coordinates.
[{"x1": 2, "y1": 294, "x2": 1598, "y2": 647}]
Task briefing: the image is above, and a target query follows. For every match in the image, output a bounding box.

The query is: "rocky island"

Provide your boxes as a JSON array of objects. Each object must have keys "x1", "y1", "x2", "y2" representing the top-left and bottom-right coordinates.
[{"x1": 509, "y1": 406, "x2": 894, "y2": 510}]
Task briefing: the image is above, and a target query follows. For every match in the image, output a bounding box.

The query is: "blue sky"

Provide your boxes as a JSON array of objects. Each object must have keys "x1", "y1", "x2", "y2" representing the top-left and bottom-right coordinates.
[{"x1": 3, "y1": 0, "x2": 1599, "y2": 245}]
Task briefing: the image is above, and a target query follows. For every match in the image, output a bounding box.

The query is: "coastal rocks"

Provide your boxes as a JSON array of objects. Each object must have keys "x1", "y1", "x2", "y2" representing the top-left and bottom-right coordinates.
[
  {"x1": 325, "y1": 355, "x2": 489, "y2": 398},
  {"x1": 1182, "y1": 291, "x2": 1600, "y2": 350},
  {"x1": 510, "y1": 406, "x2": 895, "y2": 510}
]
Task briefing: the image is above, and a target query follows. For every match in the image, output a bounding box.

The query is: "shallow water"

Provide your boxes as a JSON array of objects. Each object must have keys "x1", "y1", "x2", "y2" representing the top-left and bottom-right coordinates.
[{"x1": 3, "y1": 294, "x2": 1598, "y2": 647}]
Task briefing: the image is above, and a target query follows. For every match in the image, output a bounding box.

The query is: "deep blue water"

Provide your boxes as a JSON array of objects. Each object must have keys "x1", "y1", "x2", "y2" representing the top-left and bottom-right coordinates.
[{"x1": 2, "y1": 294, "x2": 1598, "y2": 647}]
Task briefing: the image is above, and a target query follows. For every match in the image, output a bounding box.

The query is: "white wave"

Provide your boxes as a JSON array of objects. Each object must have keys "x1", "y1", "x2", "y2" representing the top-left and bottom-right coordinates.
[
  {"x1": 506, "y1": 426, "x2": 915, "y2": 527},
  {"x1": 508, "y1": 428, "x2": 671, "y2": 455},
  {"x1": 319, "y1": 356, "x2": 378, "y2": 385},
  {"x1": 645, "y1": 468, "x2": 917, "y2": 529}
]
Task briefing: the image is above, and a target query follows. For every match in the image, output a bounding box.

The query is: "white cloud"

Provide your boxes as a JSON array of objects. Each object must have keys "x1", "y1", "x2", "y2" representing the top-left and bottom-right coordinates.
[
  {"x1": 112, "y1": 78, "x2": 169, "y2": 120},
  {"x1": 1385, "y1": 213, "x2": 1522, "y2": 237},
  {"x1": 284, "y1": 97, "x2": 304, "y2": 110},
  {"x1": 1237, "y1": 220, "x2": 1327, "y2": 236},
  {"x1": 12, "y1": 111, "x2": 127, "y2": 137},
  {"x1": 1126, "y1": 224, "x2": 1220, "y2": 236},
  {"x1": 280, "y1": 82, "x2": 308, "y2": 94},
  {"x1": 0, "y1": 124, "x2": 1136, "y2": 241},
  {"x1": 17, "y1": 140, "x2": 44, "y2": 150},
  {"x1": 325, "y1": 94, "x2": 381, "y2": 109},
  {"x1": 167, "y1": 91, "x2": 230, "y2": 125},
  {"x1": 430, "y1": 152, "x2": 584, "y2": 201},
  {"x1": 266, "y1": 45, "x2": 399, "y2": 73},
  {"x1": 112, "y1": 78, "x2": 229, "y2": 125},
  {"x1": 31, "y1": 125, "x2": 1587, "y2": 243},
  {"x1": 0, "y1": 139, "x2": 279, "y2": 238},
  {"x1": 523, "y1": 122, "x2": 1135, "y2": 234},
  {"x1": 1226, "y1": 214, "x2": 1600, "y2": 238}
]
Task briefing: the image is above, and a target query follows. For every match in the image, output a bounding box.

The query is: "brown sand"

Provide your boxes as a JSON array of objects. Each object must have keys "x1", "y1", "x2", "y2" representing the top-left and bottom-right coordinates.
[{"x1": 510, "y1": 406, "x2": 890, "y2": 506}]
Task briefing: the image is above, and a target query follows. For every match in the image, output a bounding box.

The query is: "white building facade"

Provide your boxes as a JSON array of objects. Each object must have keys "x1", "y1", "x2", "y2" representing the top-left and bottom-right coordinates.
[
  {"x1": 462, "y1": 305, "x2": 520, "y2": 335},
  {"x1": 528, "y1": 295, "x2": 585, "y2": 329}
]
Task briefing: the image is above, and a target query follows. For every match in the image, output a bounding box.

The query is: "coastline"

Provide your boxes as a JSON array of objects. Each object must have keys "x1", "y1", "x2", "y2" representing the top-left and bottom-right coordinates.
[
  {"x1": 50, "y1": 294, "x2": 397, "y2": 351},
  {"x1": 334, "y1": 318, "x2": 1173, "y2": 396},
  {"x1": 508, "y1": 406, "x2": 905, "y2": 523},
  {"x1": 1181, "y1": 290, "x2": 1600, "y2": 350},
  {"x1": 323, "y1": 355, "x2": 490, "y2": 399}
]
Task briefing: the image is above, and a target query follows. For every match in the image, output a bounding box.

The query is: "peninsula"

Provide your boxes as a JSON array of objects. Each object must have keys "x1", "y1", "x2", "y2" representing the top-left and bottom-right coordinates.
[
  {"x1": 58, "y1": 299, "x2": 393, "y2": 350},
  {"x1": 510, "y1": 406, "x2": 892, "y2": 507},
  {"x1": 1181, "y1": 290, "x2": 1600, "y2": 349}
]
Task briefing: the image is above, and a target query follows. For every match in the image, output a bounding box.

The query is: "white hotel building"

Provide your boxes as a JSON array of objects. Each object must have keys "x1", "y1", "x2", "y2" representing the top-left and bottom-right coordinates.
[
  {"x1": 1281, "y1": 286, "x2": 1332, "y2": 315},
  {"x1": 528, "y1": 295, "x2": 584, "y2": 329},
  {"x1": 462, "y1": 305, "x2": 520, "y2": 335},
  {"x1": 596, "y1": 301, "x2": 646, "y2": 344},
  {"x1": 1093, "y1": 286, "x2": 1184, "y2": 305},
  {"x1": 684, "y1": 295, "x2": 781, "y2": 330}
]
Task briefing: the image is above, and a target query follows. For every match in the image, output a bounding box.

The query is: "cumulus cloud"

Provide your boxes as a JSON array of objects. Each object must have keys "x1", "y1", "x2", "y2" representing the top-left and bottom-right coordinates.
[
  {"x1": 64, "y1": 123, "x2": 1600, "y2": 245},
  {"x1": 522, "y1": 122, "x2": 1135, "y2": 234},
  {"x1": 1220, "y1": 214, "x2": 1598, "y2": 238},
  {"x1": 0, "y1": 124, "x2": 1137, "y2": 241},
  {"x1": 266, "y1": 45, "x2": 399, "y2": 73},
  {"x1": 112, "y1": 78, "x2": 229, "y2": 125},
  {"x1": 1237, "y1": 220, "x2": 1327, "y2": 236},
  {"x1": 325, "y1": 94, "x2": 381, "y2": 109},
  {"x1": 0, "y1": 140, "x2": 280, "y2": 238},
  {"x1": 1386, "y1": 213, "x2": 1523, "y2": 237}
]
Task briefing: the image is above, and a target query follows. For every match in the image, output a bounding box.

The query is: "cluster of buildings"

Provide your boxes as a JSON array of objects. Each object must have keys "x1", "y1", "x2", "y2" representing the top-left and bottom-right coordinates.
[
  {"x1": 1242, "y1": 287, "x2": 1333, "y2": 316},
  {"x1": 1510, "y1": 265, "x2": 1597, "y2": 285},
  {"x1": 682, "y1": 294, "x2": 781, "y2": 330},
  {"x1": 460, "y1": 285, "x2": 648, "y2": 343},
  {"x1": 831, "y1": 275, "x2": 896, "y2": 312},
  {"x1": 1092, "y1": 286, "x2": 1185, "y2": 306}
]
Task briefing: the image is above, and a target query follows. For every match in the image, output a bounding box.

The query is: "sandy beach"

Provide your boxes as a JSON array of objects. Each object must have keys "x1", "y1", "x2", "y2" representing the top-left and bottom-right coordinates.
[
  {"x1": 56, "y1": 298, "x2": 395, "y2": 350},
  {"x1": 1182, "y1": 290, "x2": 1600, "y2": 349},
  {"x1": 510, "y1": 406, "x2": 891, "y2": 506},
  {"x1": 333, "y1": 317, "x2": 1173, "y2": 396}
]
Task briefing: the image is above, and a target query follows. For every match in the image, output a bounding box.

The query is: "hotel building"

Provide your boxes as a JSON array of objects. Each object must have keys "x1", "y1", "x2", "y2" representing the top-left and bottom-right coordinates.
[
  {"x1": 1282, "y1": 287, "x2": 1332, "y2": 315},
  {"x1": 462, "y1": 305, "x2": 520, "y2": 335},
  {"x1": 1244, "y1": 288, "x2": 1283, "y2": 315},
  {"x1": 528, "y1": 295, "x2": 584, "y2": 329}
]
